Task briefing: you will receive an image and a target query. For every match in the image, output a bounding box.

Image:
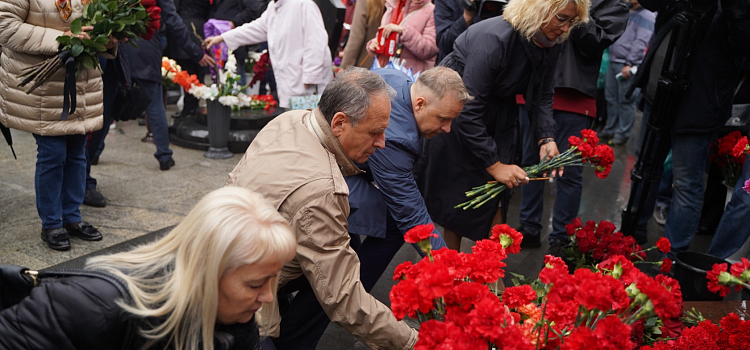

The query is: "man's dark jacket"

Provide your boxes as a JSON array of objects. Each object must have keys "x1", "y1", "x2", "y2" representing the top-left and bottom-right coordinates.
[
  {"x1": 629, "y1": 0, "x2": 750, "y2": 134},
  {"x1": 555, "y1": 0, "x2": 628, "y2": 97},
  {"x1": 129, "y1": 0, "x2": 204, "y2": 83}
]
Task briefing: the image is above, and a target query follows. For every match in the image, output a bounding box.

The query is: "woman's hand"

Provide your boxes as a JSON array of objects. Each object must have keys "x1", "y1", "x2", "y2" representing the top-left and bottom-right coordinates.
[
  {"x1": 105, "y1": 35, "x2": 118, "y2": 50},
  {"x1": 538, "y1": 140, "x2": 563, "y2": 177},
  {"x1": 203, "y1": 35, "x2": 224, "y2": 49},
  {"x1": 63, "y1": 26, "x2": 93, "y2": 40},
  {"x1": 366, "y1": 38, "x2": 380, "y2": 53},
  {"x1": 381, "y1": 23, "x2": 404, "y2": 38},
  {"x1": 486, "y1": 162, "x2": 528, "y2": 189},
  {"x1": 199, "y1": 53, "x2": 216, "y2": 67}
]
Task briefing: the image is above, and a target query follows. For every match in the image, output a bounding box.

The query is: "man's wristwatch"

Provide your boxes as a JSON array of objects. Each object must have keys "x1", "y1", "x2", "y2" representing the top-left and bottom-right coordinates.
[{"x1": 539, "y1": 138, "x2": 555, "y2": 146}]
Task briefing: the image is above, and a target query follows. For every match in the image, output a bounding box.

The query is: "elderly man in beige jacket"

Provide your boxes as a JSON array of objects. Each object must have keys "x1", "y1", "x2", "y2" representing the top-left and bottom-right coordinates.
[{"x1": 225, "y1": 68, "x2": 418, "y2": 350}]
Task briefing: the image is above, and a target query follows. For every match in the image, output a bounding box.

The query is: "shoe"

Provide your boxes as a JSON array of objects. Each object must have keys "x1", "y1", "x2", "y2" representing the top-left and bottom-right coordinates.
[
  {"x1": 41, "y1": 227, "x2": 71, "y2": 251},
  {"x1": 141, "y1": 132, "x2": 154, "y2": 143},
  {"x1": 159, "y1": 157, "x2": 175, "y2": 171},
  {"x1": 83, "y1": 188, "x2": 107, "y2": 207},
  {"x1": 653, "y1": 205, "x2": 668, "y2": 225},
  {"x1": 609, "y1": 137, "x2": 626, "y2": 146},
  {"x1": 599, "y1": 132, "x2": 613, "y2": 141},
  {"x1": 90, "y1": 155, "x2": 99, "y2": 166},
  {"x1": 548, "y1": 239, "x2": 567, "y2": 258},
  {"x1": 64, "y1": 221, "x2": 103, "y2": 241},
  {"x1": 138, "y1": 118, "x2": 147, "y2": 126},
  {"x1": 519, "y1": 226, "x2": 542, "y2": 248}
]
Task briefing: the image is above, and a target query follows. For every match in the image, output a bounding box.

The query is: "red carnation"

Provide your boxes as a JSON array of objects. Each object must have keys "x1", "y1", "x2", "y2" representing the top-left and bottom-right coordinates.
[
  {"x1": 502, "y1": 285, "x2": 537, "y2": 309},
  {"x1": 565, "y1": 217, "x2": 582, "y2": 236},
  {"x1": 581, "y1": 129, "x2": 599, "y2": 146},
  {"x1": 393, "y1": 261, "x2": 412, "y2": 281},
  {"x1": 707, "y1": 263, "x2": 731, "y2": 297},
  {"x1": 490, "y1": 224, "x2": 523, "y2": 254},
  {"x1": 660, "y1": 258, "x2": 673, "y2": 273},
  {"x1": 733, "y1": 136, "x2": 749, "y2": 158},
  {"x1": 404, "y1": 223, "x2": 437, "y2": 243},
  {"x1": 730, "y1": 257, "x2": 750, "y2": 278},
  {"x1": 655, "y1": 237, "x2": 671, "y2": 254}
]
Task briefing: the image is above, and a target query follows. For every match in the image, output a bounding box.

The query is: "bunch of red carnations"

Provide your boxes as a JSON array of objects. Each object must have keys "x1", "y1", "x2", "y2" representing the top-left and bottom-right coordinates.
[
  {"x1": 638, "y1": 312, "x2": 750, "y2": 350},
  {"x1": 706, "y1": 257, "x2": 750, "y2": 297},
  {"x1": 392, "y1": 224, "x2": 683, "y2": 350},
  {"x1": 709, "y1": 131, "x2": 746, "y2": 188},
  {"x1": 456, "y1": 129, "x2": 614, "y2": 210},
  {"x1": 562, "y1": 218, "x2": 673, "y2": 272}
]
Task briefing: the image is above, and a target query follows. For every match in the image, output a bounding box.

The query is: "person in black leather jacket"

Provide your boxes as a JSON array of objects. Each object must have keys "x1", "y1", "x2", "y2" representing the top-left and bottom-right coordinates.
[{"x1": 0, "y1": 187, "x2": 297, "y2": 350}]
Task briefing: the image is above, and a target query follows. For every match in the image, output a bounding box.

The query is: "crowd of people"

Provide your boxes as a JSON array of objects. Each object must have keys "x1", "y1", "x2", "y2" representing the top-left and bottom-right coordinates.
[{"x1": 1, "y1": 0, "x2": 750, "y2": 348}]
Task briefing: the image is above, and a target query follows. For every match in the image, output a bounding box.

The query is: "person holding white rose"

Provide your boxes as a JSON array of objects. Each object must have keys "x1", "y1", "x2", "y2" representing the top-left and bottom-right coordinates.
[{"x1": 203, "y1": 0, "x2": 333, "y2": 109}]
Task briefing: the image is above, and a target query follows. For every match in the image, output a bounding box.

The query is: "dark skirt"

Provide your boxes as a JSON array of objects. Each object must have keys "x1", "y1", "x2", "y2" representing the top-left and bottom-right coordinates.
[{"x1": 415, "y1": 96, "x2": 520, "y2": 241}]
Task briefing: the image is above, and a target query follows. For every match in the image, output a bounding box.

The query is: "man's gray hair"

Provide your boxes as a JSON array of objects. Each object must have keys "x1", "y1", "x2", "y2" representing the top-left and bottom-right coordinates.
[
  {"x1": 414, "y1": 66, "x2": 473, "y2": 103},
  {"x1": 319, "y1": 67, "x2": 396, "y2": 126}
]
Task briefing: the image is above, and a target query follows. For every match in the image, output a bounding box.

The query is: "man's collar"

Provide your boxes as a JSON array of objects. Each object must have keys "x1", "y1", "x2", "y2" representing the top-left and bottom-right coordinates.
[{"x1": 309, "y1": 109, "x2": 364, "y2": 176}]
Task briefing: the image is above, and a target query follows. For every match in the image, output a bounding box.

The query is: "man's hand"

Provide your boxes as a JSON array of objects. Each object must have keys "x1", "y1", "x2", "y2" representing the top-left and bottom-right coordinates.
[
  {"x1": 486, "y1": 162, "x2": 528, "y2": 189},
  {"x1": 538, "y1": 140, "x2": 563, "y2": 177},
  {"x1": 203, "y1": 35, "x2": 224, "y2": 49},
  {"x1": 621, "y1": 65, "x2": 632, "y2": 80},
  {"x1": 463, "y1": 0, "x2": 477, "y2": 25},
  {"x1": 199, "y1": 54, "x2": 216, "y2": 67}
]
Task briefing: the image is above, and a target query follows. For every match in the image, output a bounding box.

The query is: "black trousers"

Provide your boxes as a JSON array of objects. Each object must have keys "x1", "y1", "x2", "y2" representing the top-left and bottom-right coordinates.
[{"x1": 175, "y1": 58, "x2": 204, "y2": 116}]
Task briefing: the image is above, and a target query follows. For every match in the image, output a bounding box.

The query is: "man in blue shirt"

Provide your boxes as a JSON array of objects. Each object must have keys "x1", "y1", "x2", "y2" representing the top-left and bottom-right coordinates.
[{"x1": 348, "y1": 66, "x2": 471, "y2": 290}]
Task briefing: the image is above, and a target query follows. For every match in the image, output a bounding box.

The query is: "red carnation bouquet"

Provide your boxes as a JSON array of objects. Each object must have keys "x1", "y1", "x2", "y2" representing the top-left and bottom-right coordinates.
[
  {"x1": 457, "y1": 129, "x2": 614, "y2": 209},
  {"x1": 705, "y1": 257, "x2": 750, "y2": 298},
  {"x1": 563, "y1": 218, "x2": 673, "y2": 272},
  {"x1": 709, "y1": 131, "x2": 746, "y2": 188},
  {"x1": 639, "y1": 312, "x2": 750, "y2": 350},
  {"x1": 393, "y1": 224, "x2": 684, "y2": 350}
]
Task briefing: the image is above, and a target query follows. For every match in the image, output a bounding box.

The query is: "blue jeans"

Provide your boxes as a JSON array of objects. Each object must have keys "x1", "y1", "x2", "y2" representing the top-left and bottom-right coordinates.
[
  {"x1": 33, "y1": 134, "x2": 87, "y2": 229},
  {"x1": 656, "y1": 153, "x2": 673, "y2": 206},
  {"x1": 708, "y1": 154, "x2": 750, "y2": 259},
  {"x1": 518, "y1": 109, "x2": 592, "y2": 243},
  {"x1": 603, "y1": 62, "x2": 639, "y2": 140},
  {"x1": 135, "y1": 79, "x2": 173, "y2": 163},
  {"x1": 664, "y1": 132, "x2": 715, "y2": 257}
]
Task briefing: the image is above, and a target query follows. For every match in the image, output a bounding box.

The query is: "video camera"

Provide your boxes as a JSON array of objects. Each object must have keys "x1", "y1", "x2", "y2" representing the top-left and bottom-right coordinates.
[{"x1": 460, "y1": 0, "x2": 509, "y2": 20}]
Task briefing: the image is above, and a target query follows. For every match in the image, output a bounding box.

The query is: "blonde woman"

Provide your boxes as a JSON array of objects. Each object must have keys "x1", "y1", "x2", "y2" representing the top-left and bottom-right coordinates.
[
  {"x1": 0, "y1": 187, "x2": 296, "y2": 350},
  {"x1": 416, "y1": 0, "x2": 590, "y2": 250},
  {"x1": 341, "y1": 0, "x2": 386, "y2": 69}
]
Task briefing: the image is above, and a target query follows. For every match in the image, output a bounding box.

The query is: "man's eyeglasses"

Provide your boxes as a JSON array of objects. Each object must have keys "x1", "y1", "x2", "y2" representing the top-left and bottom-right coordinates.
[{"x1": 554, "y1": 14, "x2": 580, "y2": 27}]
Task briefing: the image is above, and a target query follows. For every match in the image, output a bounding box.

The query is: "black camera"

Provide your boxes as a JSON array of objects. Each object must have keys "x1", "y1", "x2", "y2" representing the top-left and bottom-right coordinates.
[{"x1": 460, "y1": 0, "x2": 509, "y2": 20}]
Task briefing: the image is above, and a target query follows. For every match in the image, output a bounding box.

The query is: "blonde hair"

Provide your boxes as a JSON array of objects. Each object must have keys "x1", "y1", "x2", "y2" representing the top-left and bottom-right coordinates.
[
  {"x1": 366, "y1": 0, "x2": 386, "y2": 25},
  {"x1": 503, "y1": 0, "x2": 590, "y2": 42},
  {"x1": 86, "y1": 187, "x2": 297, "y2": 350}
]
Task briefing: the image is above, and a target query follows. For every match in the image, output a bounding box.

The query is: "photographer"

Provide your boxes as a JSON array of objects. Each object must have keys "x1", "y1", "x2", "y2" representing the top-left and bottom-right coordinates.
[{"x1": 630, "y1": 0, "x2": 750, "y2": 257}]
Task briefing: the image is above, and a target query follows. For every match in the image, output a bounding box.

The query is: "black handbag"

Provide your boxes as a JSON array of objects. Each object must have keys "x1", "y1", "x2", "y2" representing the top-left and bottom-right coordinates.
[{"x1": 111, "y1": 52, "x2": 152, "y2": 122}]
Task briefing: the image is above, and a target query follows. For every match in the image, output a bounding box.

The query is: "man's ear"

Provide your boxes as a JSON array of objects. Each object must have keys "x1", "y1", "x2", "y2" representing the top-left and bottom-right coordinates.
[
  {"x1": 414, "y1": 96, "x2": 427, "y2": 112},
  {"x1": 330, "y1": 112, "x2": 349, "y2": 137}
]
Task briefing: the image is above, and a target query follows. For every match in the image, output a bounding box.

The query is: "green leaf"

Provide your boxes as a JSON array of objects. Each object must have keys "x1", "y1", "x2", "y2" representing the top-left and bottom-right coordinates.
[
  {"x1": 80, "y1": 55, "x2": 94, "y2": 70},
  {"x1": 94, "y1": 35, "x2": 110, "y2": 45},
  {"x1": 56, "y1": 36, "x2": 72, "y2": 45},
  {"x1": 70, "y1": 18, "x2": 82, "y2": 35},
  {"x1": 71, "y1": 43, "x2": 84, "y2": 57},
  {"x1": 86, "y1": 4, "x2": 96, "y2": 19},
  {"x1": 92, "y1": 43, "x2": 107, "y2": 52},
  {"x1": 107, "y1": 1, "x2": 117, "y2": 12}
]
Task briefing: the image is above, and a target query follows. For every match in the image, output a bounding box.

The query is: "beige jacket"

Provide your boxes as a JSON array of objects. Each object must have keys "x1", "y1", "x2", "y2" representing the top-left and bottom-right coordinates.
[
  {"x1": 0, "y1": 0, "x2": 104, "y2": 136},
  {"x1": 226, "y1": 109, "x2": 418, "y2": 350},
  {"x1": 341, "y1": 0, "x2": 381, "y2": 69}
]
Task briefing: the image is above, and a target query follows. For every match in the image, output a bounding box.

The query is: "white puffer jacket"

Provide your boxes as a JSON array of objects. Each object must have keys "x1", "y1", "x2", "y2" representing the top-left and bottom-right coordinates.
[{"x1": 0, "y1": 0, "x2": 104, "y2": 136}]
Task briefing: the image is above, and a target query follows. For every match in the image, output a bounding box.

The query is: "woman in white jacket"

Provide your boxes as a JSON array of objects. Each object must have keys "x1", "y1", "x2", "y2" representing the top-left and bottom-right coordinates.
[{"x1": 204, "y1": 0, "x2": 333, "y2": 109}]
